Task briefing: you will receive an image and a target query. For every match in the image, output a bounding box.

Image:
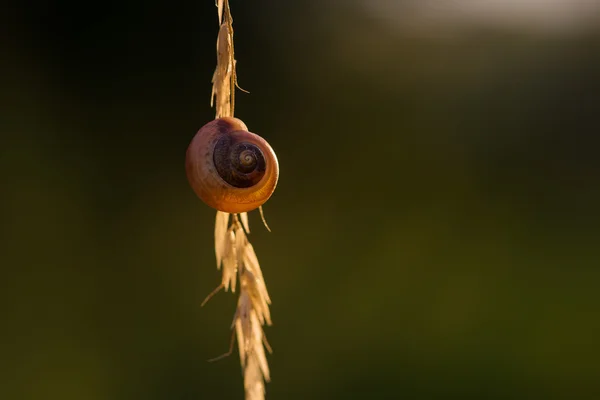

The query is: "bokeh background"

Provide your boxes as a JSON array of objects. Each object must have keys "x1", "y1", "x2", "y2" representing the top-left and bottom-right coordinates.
[{"x1": 3, "y1": 0, "x2": 600, "y2": 399}]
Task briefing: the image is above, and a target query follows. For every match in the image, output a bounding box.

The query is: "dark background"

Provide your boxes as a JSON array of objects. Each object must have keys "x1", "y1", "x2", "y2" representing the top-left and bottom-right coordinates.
[{"x1": 2, "y1": 1, "x2": 600, "y2": 399}]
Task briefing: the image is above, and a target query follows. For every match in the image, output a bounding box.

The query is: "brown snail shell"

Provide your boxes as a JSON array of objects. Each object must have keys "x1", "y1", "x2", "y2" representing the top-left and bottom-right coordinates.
[{"x1": 186, "y1": 117, "x2": 279, "y2": 213}]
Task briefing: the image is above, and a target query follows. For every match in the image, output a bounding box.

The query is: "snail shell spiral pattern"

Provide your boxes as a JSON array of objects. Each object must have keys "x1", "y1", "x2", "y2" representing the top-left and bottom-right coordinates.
[{"x1": 186, "y1": 117, "x2": 279, "y2": 213}]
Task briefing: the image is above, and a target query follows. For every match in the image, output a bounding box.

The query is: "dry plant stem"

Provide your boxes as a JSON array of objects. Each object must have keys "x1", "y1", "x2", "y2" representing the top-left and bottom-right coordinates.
[{"x1": 209, "y1": 1, "x2": 273, "y2": 399}]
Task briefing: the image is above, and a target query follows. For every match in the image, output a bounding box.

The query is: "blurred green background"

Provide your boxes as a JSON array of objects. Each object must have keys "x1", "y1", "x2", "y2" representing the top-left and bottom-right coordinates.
[{"x1": 2, "y1": 0, "x2": 600, "y2": 399}]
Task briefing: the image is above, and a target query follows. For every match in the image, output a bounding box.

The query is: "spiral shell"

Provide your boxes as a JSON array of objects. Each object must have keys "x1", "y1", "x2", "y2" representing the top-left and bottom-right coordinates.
[{"x1": 186, "y1": 117, "x2": 279, "y2": 213}]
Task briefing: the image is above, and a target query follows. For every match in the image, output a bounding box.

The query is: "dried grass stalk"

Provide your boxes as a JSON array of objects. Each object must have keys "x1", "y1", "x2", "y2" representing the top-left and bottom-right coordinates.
[{"x1": 205, "y1": 1, "x2": 273, "y2": 399}]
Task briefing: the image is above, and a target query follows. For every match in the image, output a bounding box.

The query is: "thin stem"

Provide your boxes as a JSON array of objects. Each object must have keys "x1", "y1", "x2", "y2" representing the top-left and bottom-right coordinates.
[{"x1": 208, "y1": 2, "x2": 273, "y2": 399}]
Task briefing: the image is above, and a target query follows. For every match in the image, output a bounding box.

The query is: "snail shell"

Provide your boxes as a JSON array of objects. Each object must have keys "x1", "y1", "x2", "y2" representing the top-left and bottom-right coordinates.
[{"x1": 186, "y1": 117, "x2": 279, "y2": 213}]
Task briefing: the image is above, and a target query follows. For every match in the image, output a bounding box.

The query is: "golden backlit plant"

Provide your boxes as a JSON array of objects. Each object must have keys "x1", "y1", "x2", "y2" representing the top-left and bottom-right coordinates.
[{"x1": 187, "y1": 1, "x2": 276, "y2": 399}]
